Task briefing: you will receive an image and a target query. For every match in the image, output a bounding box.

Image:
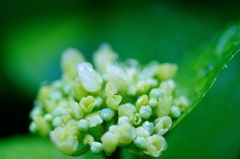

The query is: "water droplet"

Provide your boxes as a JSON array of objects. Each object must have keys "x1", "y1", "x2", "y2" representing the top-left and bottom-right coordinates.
[
  {"x1": 198, "y1": 64, "x2": 214, "y2": 77},
  {"x1": 234, "y1": 41, "x2": 239, "y2": 46},
  {"x1": 222, "y1": 64, "x2": 228, "y2": 71},
  {"x1": 208, "y1": 64, "x2": 214, "y2": 71}
]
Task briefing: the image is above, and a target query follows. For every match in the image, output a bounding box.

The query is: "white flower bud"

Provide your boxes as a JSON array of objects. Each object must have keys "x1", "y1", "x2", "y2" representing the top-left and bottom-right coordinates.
[
  {"x1": 160, "y1": 79, "x2": 176, "y2": 96},
  {"x1": 149, "y1": 88, "x2": 164, "y2": 99},
  {"x1": 90, "y1": 142, "x2": 103, "y2": 154},
  {"x1": 154, "y1": 116, "x2": 172, "y2": 135},
  {"x1": 85, "y1": 113, "x2": 103, "y2": 127},
  {"x1": 104, "y1": 65, "x2": 129, "y2": 91},
  {"x1": 139, "y1": 105, "x2": 152, "y2": 119},
  {"x1": 29, "y1": 122, "x2": 37, "y2": 133},
  {"x1": 93, "y1": 43, "x2": 118, "y2": 73},
  {"x1": 118, "y1": 116, "x2": 130, "y2": 124},
  {"x1": 101, "y1": 131, "x2": 119, "y2": 156},
  {"x1": 77, "y1": 119, "x2": 89, "y2": 131},
  {"x1": 144, "y1": 134, "x2": 167, "y2": 157},
  {"x1": 149, "y1": 98, "x2": 158, "y2": 108},
  {"x1": 50, "y1": 120, "x2": 79, "y2": 155},
  {"x1": 136, "y1": 126, "x2": 150, "y2": 138},
  {"x1": 77, "y1": 62, "x2": 102, "y2": 92},
  {"x1": 142, "y1": 121, "x2": 154, "y2": 135},
  {"x1": 52, "y1": 117, "x2": 61, "y2": 127},
  {"x1": 44, "y1": 113, "x2": 53, "y2": 122},
  {"x1": 134, "y1": 136, "x2": 146, "y2": 149},
  {"x1": 170, "y1": 105, "x2": 181, "y2": 118},
  {"x1": 100, "y1": 108, "x2": 115, "y2": 121}
]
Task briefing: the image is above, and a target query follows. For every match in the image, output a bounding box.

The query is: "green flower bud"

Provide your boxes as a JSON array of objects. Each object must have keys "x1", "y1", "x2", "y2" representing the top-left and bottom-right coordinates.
[
  {"x1": 93, "y1": 43, "x2": 118, "y2": 73},
  {"x1": 156, "y1": 95, "x2": 173, "y2": 117},
  {"x1": 66, "y1": 120, "x2": 79, "y2": 136},
  {"x1": 118, "y1": 103, "x2": 136, "y2": 123},
  {"x1": 155, "y1": 63, "x2": 178, "y2": 81},
  {"x1": 79, "y1": 96, "x2": 96, "y2": 113},
  {"x1": 104, "y1": 65, "x2": 129, "y2": 91},
  {"x1": 83, "y1": 134, "x2": 94, "y2": 145},
  {"x1": 101, "y1": 131, "x2": 119, "y2": 156},
  {"x1": 117, "y1": 123, "x2": 136, "y2": 146},
  {"x1": 144, "y1": 134, "x2": 167, "y2": 157},
  {"x1": 29, "y1": 121, "x2": 37, "y2": 133},
  {"x1": 70, "y1": 100, "x2": 84, "y2": 120},
  {"x1": 106, "y1": 94, "x2": 122, "y2": 110},
  {"x1": 127, "y1": 85, "x2": 137, "y2": 96},
  {"x1": 136, "y1": 95, "x2": 149, "y2": 112},
  {"x1": 33, "y1": 116, "x2": 51, "y2": 137},
  {"x1": 61, "y1": 48, "x2": 85, "y2": 79},
  {"x1": 105, "y1": 82, "x2": 119, "y2": 96},
  {"x1": 50, "y1": 127, "x2": 79, "y2": 155},
  {"x1": 71, "y1": 82, "x2": 87, "y2": 100},
  {"x1": 50, "y1": 120, "x2": 79, "y2": 155},
  {"x1": 29, "y1": 104, "x2": 43, "y2": 119},
  {"x1": 42, "y1": 99, "x2": 56, "y2": 113},
  {"x1": 149, "y1": 98, "x2": 158, "y2": 108},
  {"x1": 133, "y1": 113, "x2": 142, "y2": 126},
  {"x1": 61, "y1": 114, "x2": 73, "y2": 126},
  {"x1": 160, "y1": 79, "x2": 176, "y2": 96},
  {"x1": 136, "y1": 80, "x2": 150, "y2": 94},
  {"x1": 154, "y1": 116, "x2": 172, "y2": 135},
  {"x1": 37, "y1": 85, "x2": 52, "y2": 102},
  {"x1": 173, "y1": 96, "x2": 190, "y2": 111}
]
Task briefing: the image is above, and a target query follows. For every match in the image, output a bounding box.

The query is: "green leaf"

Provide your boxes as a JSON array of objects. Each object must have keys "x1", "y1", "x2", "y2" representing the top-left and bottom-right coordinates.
[
  {"x1": 0, "y1": 135, "x2": 105, "y2": 159},
  {"x1": 171, "y1": 24, "x2": 240, "y2": 130},
  {"x1": 120, "y1": 24, "x2": 240, "y2": 159}
]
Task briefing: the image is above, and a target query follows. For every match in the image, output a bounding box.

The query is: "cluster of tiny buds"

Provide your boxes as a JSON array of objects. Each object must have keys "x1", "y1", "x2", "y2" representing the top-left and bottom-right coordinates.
[{"x1": 29, "y1": 43, "x2": 190, "y2": 158}]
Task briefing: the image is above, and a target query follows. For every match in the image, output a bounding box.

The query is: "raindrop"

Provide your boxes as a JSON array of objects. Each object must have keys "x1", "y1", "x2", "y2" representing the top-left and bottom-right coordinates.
[
  {"x1": 222, "y1": 64, "x2": 228, "y2": 71},
  {"x1": 208, "y1": 64, "x2": 214, "y2": 71},
  {"x1": 234, "y1": 41, "x2": 239, "y2": 46},
  {"x1": 198, "y1": 64, "x2": 214, "y2": 77}
]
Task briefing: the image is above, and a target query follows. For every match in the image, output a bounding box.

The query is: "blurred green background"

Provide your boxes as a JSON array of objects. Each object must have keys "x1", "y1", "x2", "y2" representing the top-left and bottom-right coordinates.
[{"x1": 0, "y1": 0, "x2": 240, "y2": 158}]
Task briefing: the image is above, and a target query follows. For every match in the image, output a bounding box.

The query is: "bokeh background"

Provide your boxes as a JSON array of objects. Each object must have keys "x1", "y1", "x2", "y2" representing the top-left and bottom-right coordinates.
[{"x1": 0, "y1": 0, "x2": 240, "y2": 158}]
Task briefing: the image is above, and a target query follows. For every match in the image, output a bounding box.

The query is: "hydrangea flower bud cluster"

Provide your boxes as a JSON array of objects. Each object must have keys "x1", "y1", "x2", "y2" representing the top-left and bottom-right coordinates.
[{"x1": 29, "y1": 43, "x2": 189, "y2": 157}]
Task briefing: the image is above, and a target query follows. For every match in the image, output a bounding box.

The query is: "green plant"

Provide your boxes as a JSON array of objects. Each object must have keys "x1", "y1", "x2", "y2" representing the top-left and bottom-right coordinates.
[{"x1": 28, "y1": 24, "x2": 240, "y2": 159}]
